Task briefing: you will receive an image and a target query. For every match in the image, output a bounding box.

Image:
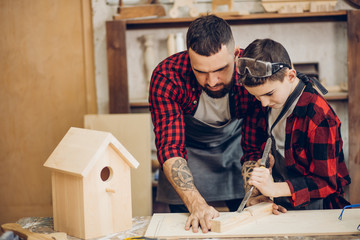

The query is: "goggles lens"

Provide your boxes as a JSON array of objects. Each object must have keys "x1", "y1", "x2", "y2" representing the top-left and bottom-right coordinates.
[{"x1": 237, "y1": 57, "x2": 291, "y2": 78}]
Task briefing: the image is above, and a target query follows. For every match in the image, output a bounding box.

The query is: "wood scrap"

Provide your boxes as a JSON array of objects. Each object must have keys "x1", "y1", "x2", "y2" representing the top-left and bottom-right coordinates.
[
  {"x1": 200, "y1": 0, "x2": 249, "y2": 17},
  {"x1": 1, "y1": 223, "x2": 67, "y2": 240},
  {"x1": 261, "y1": 0, "x2": 337, "y2": 13},
  {"x1": 210, "y1": 202, "x2": 273, "y2": 233},
  {"x1": 114, "y1": 0, "x2": 165, "y2": 20},
  {"x1": 114, "y1": 5, "x2": 165, "y2": 20},
  {"x1": 212, "y1": 0, "x2": 234, "y2": 12}
]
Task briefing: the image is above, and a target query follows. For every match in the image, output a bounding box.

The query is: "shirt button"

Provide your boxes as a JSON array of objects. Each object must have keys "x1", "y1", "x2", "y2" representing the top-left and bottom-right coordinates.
[
  {"x1": 192, "y1": 88, "x2": 195, "y2": 92},
  {"x1": 193, "y1": 100, "x2": 197, "y2": 105}
]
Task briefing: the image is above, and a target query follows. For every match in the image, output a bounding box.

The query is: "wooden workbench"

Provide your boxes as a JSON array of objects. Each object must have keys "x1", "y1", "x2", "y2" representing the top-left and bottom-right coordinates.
[{"x1": 8, "y1": 216, "x2": 359, "y2": 240}]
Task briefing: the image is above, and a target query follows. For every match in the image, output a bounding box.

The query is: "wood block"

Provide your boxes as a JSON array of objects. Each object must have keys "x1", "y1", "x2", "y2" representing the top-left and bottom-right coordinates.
[
  {"x1": 114, "y1": 5, "x2": 165, "y2": 20},
  {"x1": 210, "y1": 202, "x2": 273, "y2": 233}
]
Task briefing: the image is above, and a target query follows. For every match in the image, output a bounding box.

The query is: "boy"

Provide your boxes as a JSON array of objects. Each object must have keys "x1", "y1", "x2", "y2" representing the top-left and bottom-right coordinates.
[{"x1": 238, "y1": 38, "x2": 351, "y2": 210}]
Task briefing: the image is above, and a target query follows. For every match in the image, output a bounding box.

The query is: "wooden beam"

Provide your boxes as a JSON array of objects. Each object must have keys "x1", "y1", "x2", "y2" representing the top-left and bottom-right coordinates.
[
  {"x1": 347, "y1": 10, "x2": 360, "y2": 204},
  {"x1": 106, "y1": 20, "x2": 130, "y2": 113},
  {"x1": 210, "y1": 202, "x2": 273, "y2": 233},
  {"x1": 81, "y1": 0, "x2": 98, "y2": 114}
]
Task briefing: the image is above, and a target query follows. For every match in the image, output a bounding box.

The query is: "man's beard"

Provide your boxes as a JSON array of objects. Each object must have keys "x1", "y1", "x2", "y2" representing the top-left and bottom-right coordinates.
[{"x1": 202, "y1": 76, "x2": 235, "y2": 99}]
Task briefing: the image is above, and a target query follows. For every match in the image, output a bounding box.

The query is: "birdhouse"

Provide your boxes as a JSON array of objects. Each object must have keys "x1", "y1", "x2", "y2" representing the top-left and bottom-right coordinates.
[{"x1": 44, "y1": 127, "x2": 139, "y2": 239}]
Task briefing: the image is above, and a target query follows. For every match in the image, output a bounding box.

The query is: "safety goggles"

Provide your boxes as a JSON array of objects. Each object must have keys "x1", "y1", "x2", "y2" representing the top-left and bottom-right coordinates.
[{"x1": 237, "y1": 57, "x2": 291, "y2": 78}]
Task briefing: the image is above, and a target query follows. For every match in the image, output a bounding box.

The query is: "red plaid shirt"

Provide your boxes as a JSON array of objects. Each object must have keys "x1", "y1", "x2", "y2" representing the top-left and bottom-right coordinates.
[
  {"x1": 255, "y1": 81, "x2": 351, "y2": 209},
  {"x1": 149, "y1": 51, "x2": 266, "y2": 166}
]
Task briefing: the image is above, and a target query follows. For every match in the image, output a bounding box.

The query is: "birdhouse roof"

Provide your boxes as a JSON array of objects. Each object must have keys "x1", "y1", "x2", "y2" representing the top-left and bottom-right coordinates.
[{"x1": 44, "y1": 127, "x2": 139, "y2": 177}]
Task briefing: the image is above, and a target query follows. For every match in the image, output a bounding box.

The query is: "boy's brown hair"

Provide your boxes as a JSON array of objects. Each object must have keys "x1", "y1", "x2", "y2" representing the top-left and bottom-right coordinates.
[{"x1": 241, "y1": 39, "x2": 292, "y2": 86}]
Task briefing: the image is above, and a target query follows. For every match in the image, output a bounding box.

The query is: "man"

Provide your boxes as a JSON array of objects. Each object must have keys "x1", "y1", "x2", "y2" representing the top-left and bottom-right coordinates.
[{"x1": 148, "y1": 15, "x2": 265, "y2": 233}]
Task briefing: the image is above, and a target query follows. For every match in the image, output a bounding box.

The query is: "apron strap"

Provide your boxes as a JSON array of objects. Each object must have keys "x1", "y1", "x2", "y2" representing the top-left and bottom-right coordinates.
[
  {"x1": 270, "y1": 79, "x2": 305, "y2": 134},
  {"x1": 270, "y1": 72, "x2": 328, "y2": 135}
]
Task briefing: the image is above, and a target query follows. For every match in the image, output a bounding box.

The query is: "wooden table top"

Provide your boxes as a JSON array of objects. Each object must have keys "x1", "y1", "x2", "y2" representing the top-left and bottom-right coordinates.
[{"x1": 13, "y1": 216, "x2": 360, "y2": 240}]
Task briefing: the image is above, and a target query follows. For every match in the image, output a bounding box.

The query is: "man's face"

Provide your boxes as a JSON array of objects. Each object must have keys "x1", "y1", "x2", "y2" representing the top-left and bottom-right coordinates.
[
  {"x1": 189, "y1": 45, "x2": 235, "y2": 98},
  {"x1": 244, "y1": 71, "x2": 297, "y2": 109}
]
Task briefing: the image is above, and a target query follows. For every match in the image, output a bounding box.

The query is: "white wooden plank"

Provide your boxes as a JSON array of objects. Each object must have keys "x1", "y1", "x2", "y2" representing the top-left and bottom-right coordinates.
[{"x1": 145, "y1": 209, "x2": 360, "y2": 238}]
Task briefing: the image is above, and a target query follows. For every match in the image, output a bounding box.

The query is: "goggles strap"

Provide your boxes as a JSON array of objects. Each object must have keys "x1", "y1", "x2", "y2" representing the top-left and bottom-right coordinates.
[{"x1": 297, "y1": 72, "x2": 328, "y2": 95}]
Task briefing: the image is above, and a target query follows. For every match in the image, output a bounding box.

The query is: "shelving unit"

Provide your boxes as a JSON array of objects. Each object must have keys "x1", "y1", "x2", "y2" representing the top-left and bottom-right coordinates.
[{"x1": 106, "y1": 10, "x2": 360, "y2": 204}]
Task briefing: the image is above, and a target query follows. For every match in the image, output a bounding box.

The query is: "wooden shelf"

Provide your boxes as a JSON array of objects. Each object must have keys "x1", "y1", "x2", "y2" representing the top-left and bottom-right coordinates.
[
  {"x1": 130, "y1": 100, "x2": 149, "y2": 108},
  {"x1": 124, "y1": 11, "x2": 347, "y2": 29},
  {"x1": 324, "y1": 91, "x2": 348, "y2": 101}
]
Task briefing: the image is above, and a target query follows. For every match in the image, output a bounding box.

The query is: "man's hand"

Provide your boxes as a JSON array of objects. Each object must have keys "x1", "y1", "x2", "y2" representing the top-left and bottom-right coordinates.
[
  {"x1": 185, "y1": 200, "x2": 219, "y2": 233},
  {"x1": 163, "y1": 157, "x2": 218, "y2": 233}
]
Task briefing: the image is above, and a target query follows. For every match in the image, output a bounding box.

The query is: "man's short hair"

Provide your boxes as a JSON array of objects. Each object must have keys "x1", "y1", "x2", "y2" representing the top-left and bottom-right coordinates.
[{"x1": 186, "y1": 15, "x2": 234, "y2": 56}]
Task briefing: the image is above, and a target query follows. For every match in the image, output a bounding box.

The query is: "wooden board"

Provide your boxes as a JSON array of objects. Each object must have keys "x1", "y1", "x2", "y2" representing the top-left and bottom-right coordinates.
[
  {"x1": 145, "y1": 209, "x2": 360, "y2": 238},
  {"x1": 106, "y1": 20, "x2": 130, "y2": 113},
  {"x1": 0, "y1": 0, "x2": 96, "y2": 225},
  {"x1": 84, "y1": 114, "x2": 152, "y2": 217}
]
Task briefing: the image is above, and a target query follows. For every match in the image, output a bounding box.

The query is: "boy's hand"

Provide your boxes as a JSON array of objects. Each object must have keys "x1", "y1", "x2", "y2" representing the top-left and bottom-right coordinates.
[
  {"x1": 249, "y1": 164, "x2": 292, "y2": 198},
  {"x1": 248, "y1": 166, "x2": 277, "y2": 197},
  {"x1": 247, "y1": 195, "x2": 287, "y2": 214}
]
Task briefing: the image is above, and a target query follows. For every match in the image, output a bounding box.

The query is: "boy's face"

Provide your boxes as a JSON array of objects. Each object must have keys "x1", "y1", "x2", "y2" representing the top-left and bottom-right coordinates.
[
  {"x1": 189, "y1": 44, "x2": 237, "y2": 98},
  {"x1": 244, "y1": 70, "x2": 298, "y2": 109}
]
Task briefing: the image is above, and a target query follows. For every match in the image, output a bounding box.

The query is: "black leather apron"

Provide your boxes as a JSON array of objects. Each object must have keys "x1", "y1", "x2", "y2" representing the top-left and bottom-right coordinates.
[{"x1": 156, "y1": 115, "x2": 244, "y2": 204}]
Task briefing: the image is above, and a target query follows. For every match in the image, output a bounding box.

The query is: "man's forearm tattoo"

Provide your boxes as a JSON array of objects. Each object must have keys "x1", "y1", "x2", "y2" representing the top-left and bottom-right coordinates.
[{"x1": 171, "y1": 158, "x2": 195, "y2": 191}]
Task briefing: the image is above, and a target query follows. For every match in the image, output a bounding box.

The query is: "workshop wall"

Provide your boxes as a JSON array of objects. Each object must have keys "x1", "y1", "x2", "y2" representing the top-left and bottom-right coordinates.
[
  {"x1": 92, "y1": 0, "x2": 352, "y2": 174},
  {"x1": 0, "y1": 0, "x2": 96, "y2": 224}
]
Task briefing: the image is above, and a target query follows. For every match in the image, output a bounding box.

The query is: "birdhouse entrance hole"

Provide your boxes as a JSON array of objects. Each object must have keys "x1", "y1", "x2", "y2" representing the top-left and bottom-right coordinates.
[{"x1": 101, "y1": 166, "x2": 113, "y2": 182}]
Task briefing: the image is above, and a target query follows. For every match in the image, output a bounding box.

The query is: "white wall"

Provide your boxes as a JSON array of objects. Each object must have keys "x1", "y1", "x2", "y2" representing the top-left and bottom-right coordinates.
[
  {"x1": 92, "y1": 0, "x2": 354, "y2": 109},
  {"x1": 91, "y1": 0, "x2": 353, "y2": 166}
]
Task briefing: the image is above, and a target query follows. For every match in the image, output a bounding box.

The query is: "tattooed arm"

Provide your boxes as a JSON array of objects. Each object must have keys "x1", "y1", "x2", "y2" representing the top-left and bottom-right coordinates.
[{"x1": 163, "y1": 157, "x2": 219, "y2": 233}]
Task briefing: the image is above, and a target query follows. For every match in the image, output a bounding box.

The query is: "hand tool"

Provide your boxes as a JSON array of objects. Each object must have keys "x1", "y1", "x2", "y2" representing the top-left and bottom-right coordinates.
[
  {"x1": 1, "y1": 223, "x2": 67, "y2": 240},
  {"x1": 236, "y1": 137, "x2": 272, "y2": 213}
]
